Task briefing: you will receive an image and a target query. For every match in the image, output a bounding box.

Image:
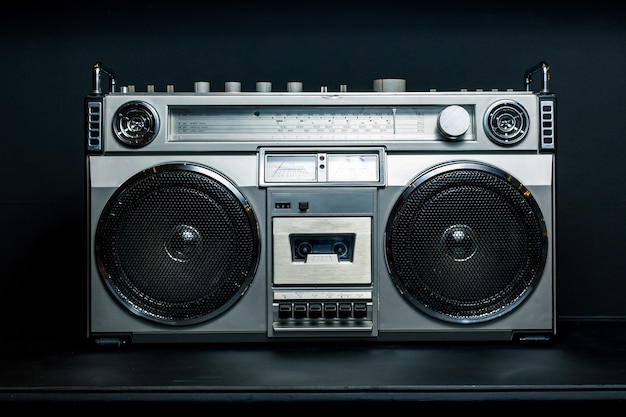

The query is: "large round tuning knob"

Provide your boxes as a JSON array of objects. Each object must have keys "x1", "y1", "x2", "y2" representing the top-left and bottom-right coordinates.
[{"x1": 437, "y1": 105, "x2": 471, "y2": 139}]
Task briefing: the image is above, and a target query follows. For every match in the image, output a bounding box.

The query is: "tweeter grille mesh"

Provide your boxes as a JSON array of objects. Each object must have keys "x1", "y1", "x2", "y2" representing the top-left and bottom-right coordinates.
[
  {"x1": 385, "y1": 162, "x2": 547, "y2": 323},
  {"x1": 95, "y1": 163, "x2": 260, "y2": 326},
  {"x1": 112, "y1": 101, "x2": 160, "y2": 147},
  {"x1": 483, "y1": 100, "x2": 529, "y2": 145}
]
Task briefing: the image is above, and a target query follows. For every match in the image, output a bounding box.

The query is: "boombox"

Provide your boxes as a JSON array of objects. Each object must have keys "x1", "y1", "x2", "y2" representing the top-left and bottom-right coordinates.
[{"x1": 85, "y1": 62, "x2": 556, "y2": 345}]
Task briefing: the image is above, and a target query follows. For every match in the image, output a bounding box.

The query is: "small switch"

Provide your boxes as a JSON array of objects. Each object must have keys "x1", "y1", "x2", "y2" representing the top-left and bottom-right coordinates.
[{"x1": 298, "y1": 201, "x2": 309, "y2": 211}]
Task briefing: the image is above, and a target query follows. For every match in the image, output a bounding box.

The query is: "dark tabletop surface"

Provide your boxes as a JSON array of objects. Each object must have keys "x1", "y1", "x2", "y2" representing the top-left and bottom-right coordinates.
[{"x1": 1, "y1": 321, "x2": 625, "y2": 408}]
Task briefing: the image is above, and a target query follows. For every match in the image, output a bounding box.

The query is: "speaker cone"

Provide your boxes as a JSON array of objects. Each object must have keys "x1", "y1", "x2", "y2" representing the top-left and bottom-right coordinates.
[
  {"x1": 95, "y1": 163, "x2": 260, "y2": 326},
  {"x1": 385, "y1": 162, "x2": 547, "y2": 323}
]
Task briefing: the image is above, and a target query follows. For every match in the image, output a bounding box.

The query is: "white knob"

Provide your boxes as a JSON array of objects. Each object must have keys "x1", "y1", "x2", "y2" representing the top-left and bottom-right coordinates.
[{"x1": 438, "y1": 105, "x2": 471, "y2": 139}]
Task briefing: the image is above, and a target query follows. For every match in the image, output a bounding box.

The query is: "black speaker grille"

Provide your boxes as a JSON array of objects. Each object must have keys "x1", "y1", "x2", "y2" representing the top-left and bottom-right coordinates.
[
  {"x1": 95, "y1": 163, "x2": 260, "y2": 326},
  {"x1": 385, "y1": 162, "x2": 547, "y2": 323}
]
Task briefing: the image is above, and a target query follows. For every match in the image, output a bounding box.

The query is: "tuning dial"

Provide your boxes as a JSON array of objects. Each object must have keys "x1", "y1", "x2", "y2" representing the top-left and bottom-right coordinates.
[{"x1": 437, "y1": 105, "x2": 471, "y2": 139}]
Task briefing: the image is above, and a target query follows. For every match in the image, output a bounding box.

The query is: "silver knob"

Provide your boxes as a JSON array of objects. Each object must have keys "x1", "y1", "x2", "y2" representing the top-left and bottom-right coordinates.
[
  {"x1": 287, "y1": 81, "x2": 303, "y2": 92},
  {"x1": 194, "y1": 81, "x2": 210, "y2": 93},
  {"x1": 225, "y1": 81, "x2": 241, "y2": 92},
  {"x1": 437, "y1": 105, "x2": 471, "y2": 139},
  {"x1": 373, "y1": 78, "x2": 406, "y2": 92},
  {"x1": 256, "y1": 81, "x2": 272, "y2": 92}
]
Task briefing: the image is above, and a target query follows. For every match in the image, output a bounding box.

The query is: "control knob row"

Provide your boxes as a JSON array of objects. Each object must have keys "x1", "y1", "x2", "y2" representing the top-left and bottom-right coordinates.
[
  {"x1": 122, "y1": 80, "x2": 405, "y2": 93},
  {"x1": 194, "y1": 81, "x2": 358, "y2": 93},
  {"x1": 191, "y1": 78, "x2": 408, "y2": 93}
]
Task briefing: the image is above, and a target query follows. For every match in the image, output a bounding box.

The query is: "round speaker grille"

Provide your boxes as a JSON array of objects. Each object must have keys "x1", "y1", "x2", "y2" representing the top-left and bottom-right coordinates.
[
  {"x1": 483, "y1": 100, "x2": 529, "y2": 145},
  {"x1": 95, "y1": 163, "x2": 260, "y2": 326},
  {"x1": 112, "y1": 101, "x2": 160, "y2": 147},
  {"x1": 385, "y1": 162, "x2": 547, "y2": 323}
]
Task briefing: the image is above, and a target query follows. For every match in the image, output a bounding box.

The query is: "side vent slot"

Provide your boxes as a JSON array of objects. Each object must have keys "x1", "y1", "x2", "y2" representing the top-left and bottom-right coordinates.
[
  {"x1": 87, "y1": 101, "x2": 102, "y2": 151},
  {"x1": 540, "y1": 98, "x2": 556, "y2": 151}
]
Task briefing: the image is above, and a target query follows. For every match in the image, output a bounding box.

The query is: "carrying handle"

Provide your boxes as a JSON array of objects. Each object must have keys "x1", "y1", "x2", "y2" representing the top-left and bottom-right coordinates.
[
  {"x1": 92, "y1": 62, "x2": 117, "y2": 95},
  {"x1": 524, "y1": 61, "x2": 550, "y2": 93}
]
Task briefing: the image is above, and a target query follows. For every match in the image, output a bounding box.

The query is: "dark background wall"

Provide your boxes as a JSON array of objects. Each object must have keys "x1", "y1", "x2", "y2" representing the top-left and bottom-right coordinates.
[{"x1": 1, "y1": 1, "x2": 624, "y2": 345}]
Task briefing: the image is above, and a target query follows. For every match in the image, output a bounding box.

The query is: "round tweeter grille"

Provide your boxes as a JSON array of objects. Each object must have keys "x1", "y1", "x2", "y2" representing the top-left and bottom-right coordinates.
[
  {"x1": 483, "y1": 100, "x2": 529, "y2": 145},
  {"x1": 385, "y1": 162, "x2": 548, "y2": 324},
  {"x1": 112, "y1": 101, "x2": 160, "y2": 147},
  {"x1": 95, "y1": 163, "x2": 260, "y2": 326}
]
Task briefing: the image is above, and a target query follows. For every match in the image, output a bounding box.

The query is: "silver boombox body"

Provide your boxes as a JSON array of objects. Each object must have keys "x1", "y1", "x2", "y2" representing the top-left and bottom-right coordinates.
[{"x1": 85, "y1": 62, "x2": 556, "y2": 344}]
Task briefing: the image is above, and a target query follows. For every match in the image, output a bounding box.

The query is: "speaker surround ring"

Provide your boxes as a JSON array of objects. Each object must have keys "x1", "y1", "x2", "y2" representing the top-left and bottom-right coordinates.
[
  {"x1": 95, "y1": 163, "x2": 260, "y2": 326},
  {"x1": 385, "y1": 161, "x2": 548, "y2": 324}
]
